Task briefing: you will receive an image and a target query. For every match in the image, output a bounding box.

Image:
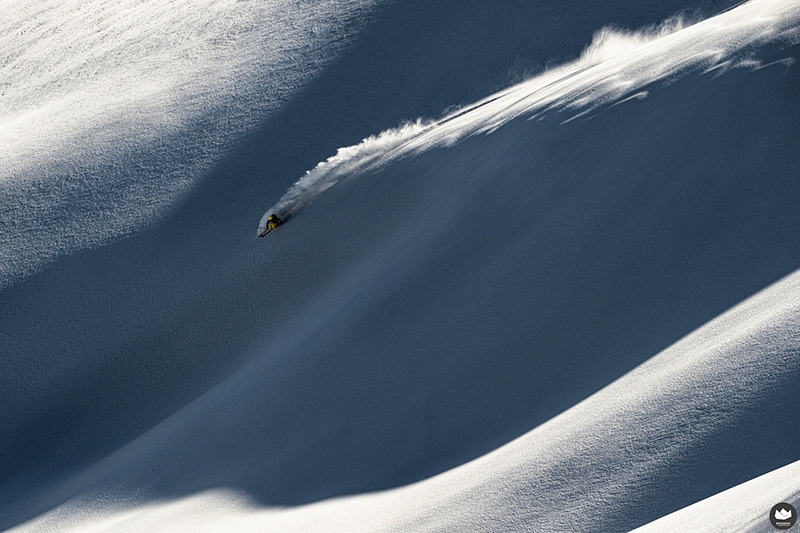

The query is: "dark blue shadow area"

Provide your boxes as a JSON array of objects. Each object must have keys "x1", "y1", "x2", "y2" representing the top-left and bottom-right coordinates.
[{"x1": 3, "y1": 0, "x2": 788, "y2": 530}]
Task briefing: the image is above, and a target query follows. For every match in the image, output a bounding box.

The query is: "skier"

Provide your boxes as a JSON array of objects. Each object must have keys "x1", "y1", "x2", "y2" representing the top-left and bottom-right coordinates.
[
  {"x1": 258, "y1": 213, "x2": 286, "y2": 237},
  {"x1": 266, "y1": 214, "x2": 282, "y2": 231}
]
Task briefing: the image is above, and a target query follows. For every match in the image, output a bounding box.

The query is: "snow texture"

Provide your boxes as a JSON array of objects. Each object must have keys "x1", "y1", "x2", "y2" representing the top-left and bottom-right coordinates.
[
  {"x1": 0, "y1": 0, "x2": 385, "y2": 286},
  {"x1": 2, "y1": 0, "x2": 799, "y2": 531},
  {"x1": 259, "y1": 0, "x2": 800, "y2": 234}
]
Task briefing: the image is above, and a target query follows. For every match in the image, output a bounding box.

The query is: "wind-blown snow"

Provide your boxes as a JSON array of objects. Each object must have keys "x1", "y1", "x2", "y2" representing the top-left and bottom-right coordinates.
[{"x1": 259, "y1": 0, "x2": 800, "y2": 234}]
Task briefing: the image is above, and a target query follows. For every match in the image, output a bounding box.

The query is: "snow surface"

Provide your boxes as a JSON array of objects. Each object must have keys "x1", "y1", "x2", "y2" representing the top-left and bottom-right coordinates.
[
  {"x1": 631, "y1": 460, "x2": 800, "y2": 532},
  {"x1": 2, "y1": 0, "x2": 800, "y2": 531},
  {"x1": 0, "y1": 0, "x2": 385, "y2": 286},
  {"x1": 261, "y1": 0, "x2": 800, "y2": 231}
]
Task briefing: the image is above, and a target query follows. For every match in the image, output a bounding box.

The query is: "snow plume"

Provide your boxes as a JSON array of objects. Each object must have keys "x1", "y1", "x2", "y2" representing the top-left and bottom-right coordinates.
[
  {"x1": 579, "y1": 16, "x2": 690, "y2": 65},
  {"x1": 260, "y1": 0, "x2": 800, "y2": 232},
  {"x1": 259, "y1": 120, "x2": 432, "y2": 227}
]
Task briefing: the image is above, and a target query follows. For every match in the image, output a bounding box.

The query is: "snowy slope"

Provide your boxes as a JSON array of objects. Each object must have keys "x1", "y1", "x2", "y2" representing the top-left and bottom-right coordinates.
[
  {"x1": 632, "y1": 460, "x2": 800, "y2": 532},
  {"x1": 19, "y1": 265, "x2": 797, "y2": 532},
  {"x1": 2, "y1": 0, "x2": 800, "y2": 531},
  {"x1": 0, "y1": 0, "x2": 385, "y2": 285}
]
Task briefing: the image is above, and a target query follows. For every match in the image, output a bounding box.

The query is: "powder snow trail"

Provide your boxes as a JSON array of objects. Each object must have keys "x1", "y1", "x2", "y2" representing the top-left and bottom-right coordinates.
[{"x1": 258, "y1": 0, "x2": 800, "y2": 235}]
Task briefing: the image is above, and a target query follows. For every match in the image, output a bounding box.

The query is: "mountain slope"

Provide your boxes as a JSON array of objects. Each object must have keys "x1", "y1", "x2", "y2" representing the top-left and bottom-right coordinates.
[{"x1": 2, "y1": 0, "x2": 799, "y2": 531}]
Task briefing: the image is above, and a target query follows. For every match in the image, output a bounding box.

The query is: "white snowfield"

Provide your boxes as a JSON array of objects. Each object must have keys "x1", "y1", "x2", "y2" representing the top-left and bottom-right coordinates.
[
  {"x1": 631, "y1": 460, "x2": 800, "y2": 533},
  {"x1": 16, "y1": 270, "x2": 800, "y2": 533},
  {"x1": 0, "y1": 0, "x2": 384, "y2": 286},
  {"x1": 2, "y1": 0, "x2": 800, "y2": 532}
]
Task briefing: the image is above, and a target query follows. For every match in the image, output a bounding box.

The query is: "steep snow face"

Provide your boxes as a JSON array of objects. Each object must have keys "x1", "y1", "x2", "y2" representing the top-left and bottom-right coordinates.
[
  {"x1": 260, "y1": 0, "x2": 800, "y2": 231},
  {"x1": 19, "y1": 266, "x2": 799, "y2": 532},
  {"x1": 0, "y1": 0, "x2": 383, "y2": 285},
  {"x1": 5, "y1": 0, "x2": 799, "y2": 530},
  {"x1": 3, "y1": 0, "x2": 799, "y2": 531}
]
